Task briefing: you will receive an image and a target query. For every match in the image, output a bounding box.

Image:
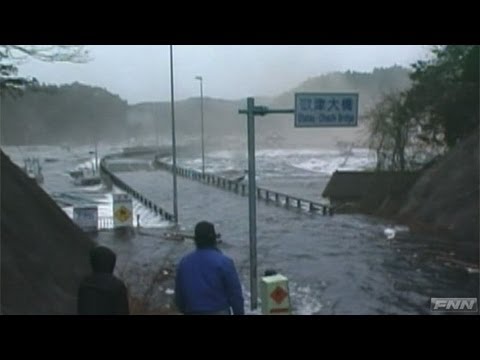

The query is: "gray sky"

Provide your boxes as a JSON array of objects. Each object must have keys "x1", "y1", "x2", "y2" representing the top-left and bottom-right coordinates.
[{"x1": 18, "y1": 45, "x2": 430, "y2": 104}]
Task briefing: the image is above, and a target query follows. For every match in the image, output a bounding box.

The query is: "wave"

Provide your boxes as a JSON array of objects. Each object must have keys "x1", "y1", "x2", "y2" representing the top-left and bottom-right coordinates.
[{"x1": 292, "y1": 154, "x2": 375, "y2": 175}]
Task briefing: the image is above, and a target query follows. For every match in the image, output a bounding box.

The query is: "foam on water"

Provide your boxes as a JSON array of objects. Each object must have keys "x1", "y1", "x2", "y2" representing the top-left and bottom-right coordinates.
[
  {"x1": 166, "y1": 147, "x2": 376, "y2": 178},
  {"x1": 292, "y1": 151, "x2": 375, "y2": 175},
  {"x1": 290, "y1": 284, "x2": 324, "y2": 315},
  {"x1": 256, "y1": 148, "x2": 339, "y2": 158}
]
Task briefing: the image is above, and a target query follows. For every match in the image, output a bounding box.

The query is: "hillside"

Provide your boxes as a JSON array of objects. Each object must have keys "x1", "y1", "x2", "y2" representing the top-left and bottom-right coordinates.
[
  {"x1": 0, "y1": 82, "x2": 129, "y2": 146},
  {"x1": 374, "y1": 129, "x2": 479, "y2": 249},
  {"x1": 1, "y1": 150, "x2": 94, "y2": 314}
]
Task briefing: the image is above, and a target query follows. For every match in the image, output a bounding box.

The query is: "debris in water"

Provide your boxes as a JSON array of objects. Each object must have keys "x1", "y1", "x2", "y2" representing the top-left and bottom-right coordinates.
[
  {"x1": 165, "y1": 288, "x2": 174, "y2": 295},
  {"x1": 393, "y1": 225, "x2": 410, "y2": 233},
  {"x1": 384, "y1": 228, "x2": 396, "y2": 240},
  {"x1": 466, "y1": 267, "x2": 479, "y2": 274}
]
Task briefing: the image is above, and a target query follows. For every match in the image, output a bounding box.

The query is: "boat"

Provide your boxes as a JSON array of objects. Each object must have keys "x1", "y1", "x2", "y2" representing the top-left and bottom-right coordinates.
[
  {"x1": 218, "y1": 169, "x2": 249, "y2": 183},
  {"x1": 74, "y1": 175, "x2": 102, "y2": 186},
  {"x1": 68, "y1": 169, "x2": 84, "y2": 179}
]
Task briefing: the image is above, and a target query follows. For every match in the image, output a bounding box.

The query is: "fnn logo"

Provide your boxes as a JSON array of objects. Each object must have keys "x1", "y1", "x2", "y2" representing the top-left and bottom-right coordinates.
[{"x1": 430, "y1": 298, "x2": 478, "y2": 312}]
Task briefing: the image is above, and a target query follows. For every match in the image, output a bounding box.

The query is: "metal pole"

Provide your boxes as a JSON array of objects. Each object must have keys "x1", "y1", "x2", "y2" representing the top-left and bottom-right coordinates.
[
  {"x1": 169, "y1": 45, "x2": 179, "y2": 224},
  {"x1": 94, "y1": 140, "x2": 98, "y2": 174},
  {"x1": 247, "y1": 97, "x2": 258, "y2": 310},
  {"x1": 196, "y1": 76, "x2": 205, "y2": 175},
  {"x1": 200, "y1": 78, "x2": 205, "y2": 176},
  {"x1": 156, "y1": 106, "x2": 159, "y2": 148},
  {"x1": 238, "y1": 102, "x2": 294, "y2": 311}
]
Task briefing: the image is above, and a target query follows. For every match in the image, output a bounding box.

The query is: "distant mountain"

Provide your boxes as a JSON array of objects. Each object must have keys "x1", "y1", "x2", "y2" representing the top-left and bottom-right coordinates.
[
  {"x1": 127, "y1": 97, "x2": 246, "y2": 152},
  {"x1": 253, "y1": 66, "x2": 412, "y2": 147},
  {"x1": 128, "y1": 66, "x2": 411, "y2": 149},
  {"x1": 0, "y1": 66, "x2": 411, "y2": 149},
  {"x1": 271, "y1": 66, "x2": 411, "y2": 110}
]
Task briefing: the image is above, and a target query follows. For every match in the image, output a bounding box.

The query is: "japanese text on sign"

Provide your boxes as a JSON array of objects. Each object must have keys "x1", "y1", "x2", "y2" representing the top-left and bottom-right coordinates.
[{"x1": 295, "y1": 93, "x2": 359, "y2": 127}]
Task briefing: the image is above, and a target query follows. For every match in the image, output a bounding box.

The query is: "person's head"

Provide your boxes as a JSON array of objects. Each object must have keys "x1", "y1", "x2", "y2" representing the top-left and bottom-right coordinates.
[
  {"x1": 90, "y1": 246, "x2": 116, "y2": 274},
  {"x1": 194, "y1": 221, "x2": 217, "y2": 249}
]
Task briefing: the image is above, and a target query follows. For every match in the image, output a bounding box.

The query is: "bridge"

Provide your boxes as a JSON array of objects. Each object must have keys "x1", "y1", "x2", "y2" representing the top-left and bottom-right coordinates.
[
  {"x1": 153, "y1": 157, "x2": 334, "y2": 216},
  {"x1": 99, "y1": 151, "x2": 176, "y2": 222},
  {"x1": 99, "y1": 149, "x2": 334, "y2": 226}
]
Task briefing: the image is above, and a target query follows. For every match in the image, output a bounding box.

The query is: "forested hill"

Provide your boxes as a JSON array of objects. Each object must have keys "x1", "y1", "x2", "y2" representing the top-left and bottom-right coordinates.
[
  {"x1": 1, "y1": 82, "x2": 128, "y2": 145},
  {"x1": 129, "y1": 66, "x2": 411, "y2": 148},
  {"x1": 1, "y1": 66, "x2": 411, "y2": 147}
]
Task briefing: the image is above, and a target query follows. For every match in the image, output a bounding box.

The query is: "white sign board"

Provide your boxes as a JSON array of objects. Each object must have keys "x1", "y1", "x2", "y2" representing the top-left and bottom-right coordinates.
[
  {"x1": 73, "y1": 206, "x2": 98, "y2": 232},
  {"x1": 260, "y1": 274, "x2": 291, "y2": 315},
  {"x1": 113, "y1": 193, "x2": 133, "y2": 228},
  {"x1": 295, "y1": 92, "x2": 359, "y2": 127}
]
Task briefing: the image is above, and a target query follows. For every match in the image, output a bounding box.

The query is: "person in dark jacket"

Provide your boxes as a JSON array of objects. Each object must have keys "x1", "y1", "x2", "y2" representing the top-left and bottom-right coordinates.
[
  {"x1": 175, "y1": 221, "x2": 244, "y2": 315},
  {"x1": 78, "y1": 246, "x2": 129, "y2": 315}
]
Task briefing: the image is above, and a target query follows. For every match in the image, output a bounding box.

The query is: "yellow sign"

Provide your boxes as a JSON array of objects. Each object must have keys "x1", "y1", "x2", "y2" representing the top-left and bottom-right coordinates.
[
  {"x1": 113, "y1": 193, "x2": 133, "y2": 228},
  {"x1": 114, "y1": 206, "x2": 131, "y2": 223}
]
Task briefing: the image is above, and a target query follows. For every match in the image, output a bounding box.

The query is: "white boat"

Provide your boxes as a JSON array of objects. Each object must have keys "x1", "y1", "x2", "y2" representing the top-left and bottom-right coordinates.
[
  {"x1": 73, "y1": 173, "x2": 102, "y2": 186},
  {"x1": 218, "y1": 169, "x2": 249, "y2": 183}
]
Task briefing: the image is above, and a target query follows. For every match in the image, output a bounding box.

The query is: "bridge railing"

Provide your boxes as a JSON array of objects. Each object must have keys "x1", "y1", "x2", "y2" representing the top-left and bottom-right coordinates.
[
  {"x1": 98, "y1": 216, "x2": 114, "y2": 230},
  {"x1": 100, "y1": 154, "x2": 175, "y2": 222},
  {"x1": 154, "y1": 159, "x2": 333, "y2": 215}
]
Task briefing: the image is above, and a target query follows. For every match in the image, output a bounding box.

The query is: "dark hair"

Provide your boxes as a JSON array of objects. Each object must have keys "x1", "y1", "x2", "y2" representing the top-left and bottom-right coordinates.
[
  {"x1": 90, "y1": 246, "x2": 116, "y2": 273},
  {"x1": 194, "y1": 221, "x2": 217, "y2": 249}
]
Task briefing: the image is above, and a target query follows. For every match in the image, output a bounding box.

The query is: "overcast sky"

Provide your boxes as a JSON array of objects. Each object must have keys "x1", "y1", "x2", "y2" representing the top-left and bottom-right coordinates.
[{"x1": 18, "y1": 45, "x2": 430, "y2": 104}]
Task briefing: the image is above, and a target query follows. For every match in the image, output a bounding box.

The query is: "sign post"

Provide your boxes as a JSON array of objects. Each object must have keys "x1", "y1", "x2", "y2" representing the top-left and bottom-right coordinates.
[
  {"x1": 113, "y1": 193, "x2": 133, "y2": 228},
  {"x1": 246, "y1": 97, "x2": 258, "y2": 311},
  {"x1": 170, "y1": 45, "x2": 179, "y2": 224},
  {"x1": 239, "y1": 92, "x2": 358, "y2": 311},
  {"x1": 239, "y1": 99, "x2": 293, "y2": 311}
]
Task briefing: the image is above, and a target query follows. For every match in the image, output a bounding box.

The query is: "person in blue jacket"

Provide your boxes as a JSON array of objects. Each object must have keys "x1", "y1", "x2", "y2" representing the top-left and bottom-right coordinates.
[{"x1": 175, "y1": 221, "x2": 244, "y2": 315}]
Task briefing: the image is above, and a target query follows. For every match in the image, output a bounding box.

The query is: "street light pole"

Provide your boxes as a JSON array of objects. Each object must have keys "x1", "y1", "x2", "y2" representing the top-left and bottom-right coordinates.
[
  {"x1": 195, "y1": 76, "x2": 205, "y2": 175},
  {"x1": 94, "y1": 138, "x2": 98, "y2": 174},
  {"x1": 170, "y1": 45, "x2": 179, "y2": 224}
]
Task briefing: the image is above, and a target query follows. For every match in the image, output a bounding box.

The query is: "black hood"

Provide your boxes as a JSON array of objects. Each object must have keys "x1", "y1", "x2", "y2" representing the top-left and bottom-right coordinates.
[
  {"x1": 90, "y1": 246, "x2": 116, "y2": 274},
  {"x1": 194, "y1": 221, "x2": 217, "y2": 249}
]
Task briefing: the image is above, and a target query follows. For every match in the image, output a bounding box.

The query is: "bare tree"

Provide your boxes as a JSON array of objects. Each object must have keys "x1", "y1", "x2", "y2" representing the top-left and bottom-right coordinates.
[
  {"x1": 0, "y1": 45, "x2": 90, "y2": 96},
  {"x1": 366, "y1": 92, "x2": 413, "y2": 171}
]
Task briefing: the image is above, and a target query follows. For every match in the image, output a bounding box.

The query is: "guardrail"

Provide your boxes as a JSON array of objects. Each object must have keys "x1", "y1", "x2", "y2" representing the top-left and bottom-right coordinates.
[
  {"x1": 98, "y1": 216, "x2": 114, "y2": 230},
  {"x1": 154, "y1": 159, "x2": 333, "y2": 215},
  {"x1": 100, "y1": 154, "x2": 175, "y2": 222}
]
